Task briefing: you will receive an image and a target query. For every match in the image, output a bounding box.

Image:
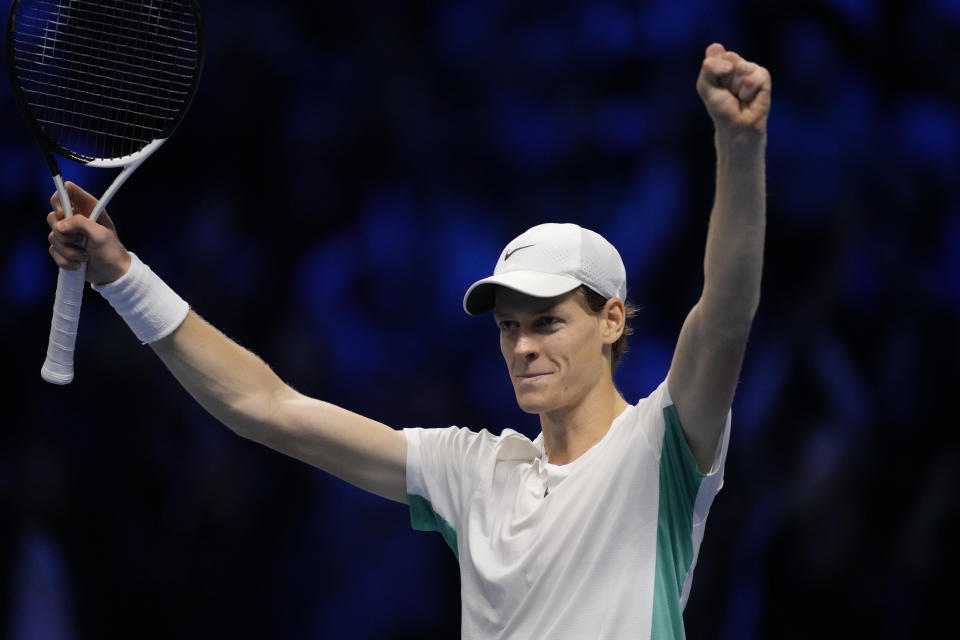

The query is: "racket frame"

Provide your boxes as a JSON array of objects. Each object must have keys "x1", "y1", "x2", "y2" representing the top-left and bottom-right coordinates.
[{"x1": 5, "y1": 0, "x2": 203, "y2": 384}]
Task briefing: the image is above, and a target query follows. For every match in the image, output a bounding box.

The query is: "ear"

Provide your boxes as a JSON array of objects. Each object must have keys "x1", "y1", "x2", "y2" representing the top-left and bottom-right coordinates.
[{"x1": 600, "y1": 297, "x2": 626, "y2": 345}]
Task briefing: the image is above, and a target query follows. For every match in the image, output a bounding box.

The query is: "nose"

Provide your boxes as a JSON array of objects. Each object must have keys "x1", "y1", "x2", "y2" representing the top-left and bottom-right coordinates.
[{"x1": 514, "y1": 331, "x2": 538, "y2": 360}]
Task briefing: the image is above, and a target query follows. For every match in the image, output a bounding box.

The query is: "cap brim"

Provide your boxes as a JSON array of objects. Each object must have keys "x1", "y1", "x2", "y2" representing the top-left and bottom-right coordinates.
[{"x1": 462, "y1": 271, "x2": 583, "y2": 315}]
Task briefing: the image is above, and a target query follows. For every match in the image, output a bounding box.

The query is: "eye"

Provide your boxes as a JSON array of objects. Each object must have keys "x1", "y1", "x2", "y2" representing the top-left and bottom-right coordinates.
[
  {"x1": 536, "y1": 316, "x2": 560, "y2": 328},
  {"x1": 498, "y1": 320, "x2": 517, "y2": 331}
]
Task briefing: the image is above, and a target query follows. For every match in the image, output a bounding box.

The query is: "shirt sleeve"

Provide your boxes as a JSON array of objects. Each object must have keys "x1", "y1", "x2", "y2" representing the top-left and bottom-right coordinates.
[
  {"x1": 656, "y1": 378, "x2": 731, "y2": 505},
  {"x1": 647, "y1": 377, "x2": 732, "y2": 615},
  {"x1": 404, "y1": 426, "x2": 493, "y2": 558}
]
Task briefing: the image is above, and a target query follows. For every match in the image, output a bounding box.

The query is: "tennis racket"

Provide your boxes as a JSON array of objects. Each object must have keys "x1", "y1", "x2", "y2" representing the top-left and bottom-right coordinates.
[{"x1": 6, "y1": 0, "x2": 203, "y2": 384}]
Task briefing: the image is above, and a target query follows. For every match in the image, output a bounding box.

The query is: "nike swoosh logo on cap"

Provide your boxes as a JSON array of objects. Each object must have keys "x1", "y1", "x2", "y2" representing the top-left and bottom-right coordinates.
[{"x1": 504, "y1": 244, "x2": 535, "y2": 261}]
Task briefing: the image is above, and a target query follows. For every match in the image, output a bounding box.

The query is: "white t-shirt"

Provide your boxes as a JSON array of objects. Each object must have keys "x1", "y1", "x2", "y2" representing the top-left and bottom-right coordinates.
[{"x1": 404, "y1": 377, "x2": 731, "y2": 640}]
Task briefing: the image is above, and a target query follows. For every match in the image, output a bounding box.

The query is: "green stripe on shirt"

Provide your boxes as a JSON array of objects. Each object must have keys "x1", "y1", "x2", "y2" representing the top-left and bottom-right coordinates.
[
  {"x1": 409, "y1": 494, "x2": 459, "y2": 560},
  {"x1": 651, "y1": 404, "x2": 706, "y2": 639}
]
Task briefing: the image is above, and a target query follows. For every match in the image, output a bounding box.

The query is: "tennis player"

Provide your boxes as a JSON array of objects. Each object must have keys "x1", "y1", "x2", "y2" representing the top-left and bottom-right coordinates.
[{"x1": 46, "y1": 43, "x2": 769, "y2": 639}]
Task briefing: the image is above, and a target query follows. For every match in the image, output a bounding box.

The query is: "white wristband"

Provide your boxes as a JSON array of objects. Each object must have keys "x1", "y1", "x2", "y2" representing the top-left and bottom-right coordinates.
[{"x1": 92, "y1": 252, "x2": 190, "y2": 344}]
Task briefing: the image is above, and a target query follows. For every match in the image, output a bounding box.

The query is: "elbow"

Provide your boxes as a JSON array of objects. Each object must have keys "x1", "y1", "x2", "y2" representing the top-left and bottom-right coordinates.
[
  {"x1": 699, "y1": 288, "x2": 760, "y2": 335},
  {"x1": 223, "y1": 381, "x2": 294, "y2": 444},
  {"x1": 734, "y1": 298, "x2": 760, "y2": 330}
]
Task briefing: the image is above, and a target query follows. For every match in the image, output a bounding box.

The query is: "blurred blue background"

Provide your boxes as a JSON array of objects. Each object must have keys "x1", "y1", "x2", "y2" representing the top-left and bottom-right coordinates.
[{"x1": 2, "y1": 0, "x2": 959, "y2": 638}]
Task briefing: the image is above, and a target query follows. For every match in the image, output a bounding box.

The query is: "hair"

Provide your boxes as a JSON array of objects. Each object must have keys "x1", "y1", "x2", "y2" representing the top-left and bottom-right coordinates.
[{"x1": 576, "y1": 286, "x2": 640, "y2": 372}]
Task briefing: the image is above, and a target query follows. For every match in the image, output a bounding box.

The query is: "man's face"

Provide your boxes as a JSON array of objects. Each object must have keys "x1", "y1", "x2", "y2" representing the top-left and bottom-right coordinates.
[{"x1": 494, "y1": 288, "x2": 610, "y2": 415}]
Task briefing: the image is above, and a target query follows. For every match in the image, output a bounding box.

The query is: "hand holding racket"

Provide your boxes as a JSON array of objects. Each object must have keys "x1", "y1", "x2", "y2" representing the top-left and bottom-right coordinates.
[
  {"x1": 6, "y1": 0, "x2": 203, "y2": 384},
  {"x1": 47, "y1": 181, "x2": 130, "y2": 286}
]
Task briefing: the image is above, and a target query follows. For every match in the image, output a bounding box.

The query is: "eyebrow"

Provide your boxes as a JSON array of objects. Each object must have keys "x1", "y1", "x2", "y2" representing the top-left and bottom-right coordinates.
[{"x1": 494, "y1": 302, "x2": 560, "y2": 320}]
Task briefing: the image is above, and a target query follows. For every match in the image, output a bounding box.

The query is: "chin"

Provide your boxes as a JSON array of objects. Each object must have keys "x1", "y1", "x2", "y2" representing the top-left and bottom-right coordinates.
[{"x1": 514, "y1": 391, "x2": 553, "y2": 415}]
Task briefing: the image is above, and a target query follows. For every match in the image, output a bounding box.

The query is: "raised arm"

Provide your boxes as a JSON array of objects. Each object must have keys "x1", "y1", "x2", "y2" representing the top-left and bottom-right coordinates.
[
  {"x1": 47, "y1": 182, "x2": 407, "y2": 503},
  {"x1": 667, "y1": 43, "x2": 771, "y2": 473}
]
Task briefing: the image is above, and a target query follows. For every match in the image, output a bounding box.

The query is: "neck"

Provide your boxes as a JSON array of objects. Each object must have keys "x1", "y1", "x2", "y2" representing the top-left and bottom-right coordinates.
[{"x1": 539, "y1": 376, "x2": 629, "y2": 466}]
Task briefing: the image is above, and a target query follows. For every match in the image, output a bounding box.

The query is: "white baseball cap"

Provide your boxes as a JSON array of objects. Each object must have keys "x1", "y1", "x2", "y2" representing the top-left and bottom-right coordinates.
[{"x1": 463, "y1": 222, "x2": 627, "y2": 315}]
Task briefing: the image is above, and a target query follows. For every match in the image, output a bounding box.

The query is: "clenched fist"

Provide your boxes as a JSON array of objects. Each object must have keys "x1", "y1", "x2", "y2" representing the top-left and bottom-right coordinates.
[
  {"x1": 47, "y1": 181, "x2": 130, "y2": 285},
  {"x1": 696, "y1": 43, "x2": 771, "y2": 136}
]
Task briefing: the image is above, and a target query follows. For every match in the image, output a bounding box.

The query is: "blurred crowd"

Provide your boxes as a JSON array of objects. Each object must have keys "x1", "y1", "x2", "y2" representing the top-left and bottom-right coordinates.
[{"x1": 2, "y1": 1, "x2": 957, "y2": 638}]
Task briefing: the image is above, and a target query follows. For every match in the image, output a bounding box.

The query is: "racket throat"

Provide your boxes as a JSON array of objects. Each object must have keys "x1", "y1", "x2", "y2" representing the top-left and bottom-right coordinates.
[{"x1": 52, "y1": 174, "x2": 74, "y2": 218}]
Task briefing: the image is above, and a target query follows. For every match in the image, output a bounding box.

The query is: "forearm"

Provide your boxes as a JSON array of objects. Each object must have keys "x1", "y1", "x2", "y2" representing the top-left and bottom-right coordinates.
[
  {"x1": 701, "y1": 130, "x2": 767, "y2": 326},
  {"x1": 150, "y1": 311, "x2": 287, "y2": 439}
]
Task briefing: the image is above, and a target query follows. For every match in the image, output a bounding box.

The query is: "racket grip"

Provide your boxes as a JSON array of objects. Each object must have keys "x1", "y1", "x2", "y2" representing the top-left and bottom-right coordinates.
[{"x1": 41, "y1": 264, "x2": 87, "y2": 384}]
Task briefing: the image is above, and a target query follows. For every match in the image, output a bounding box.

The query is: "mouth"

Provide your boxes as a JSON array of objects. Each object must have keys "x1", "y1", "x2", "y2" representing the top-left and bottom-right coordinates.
[{"x1": 516, "y1": 373, "x2": 552, "y2": 382}]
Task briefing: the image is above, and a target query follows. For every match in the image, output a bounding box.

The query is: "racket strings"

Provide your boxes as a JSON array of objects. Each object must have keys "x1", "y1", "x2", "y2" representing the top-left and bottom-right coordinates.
[{"x1": 10, "y1": 0, "x2": 200, "y2": 161}]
